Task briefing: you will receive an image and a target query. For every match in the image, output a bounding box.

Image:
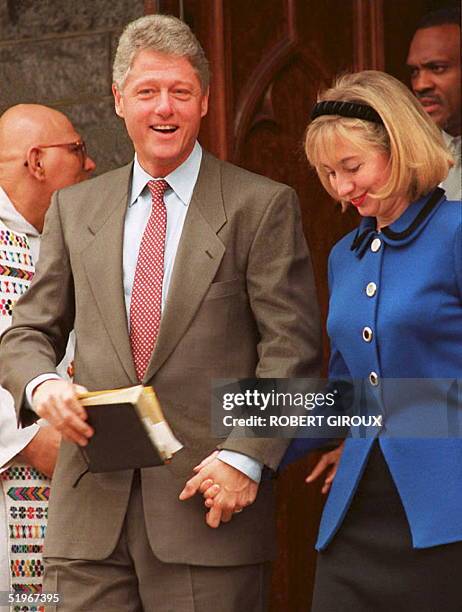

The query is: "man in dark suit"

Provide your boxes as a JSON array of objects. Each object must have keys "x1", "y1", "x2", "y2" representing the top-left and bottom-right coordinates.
[{"x1": 0, "y1": 14, "x2": 321, "y2": 611}]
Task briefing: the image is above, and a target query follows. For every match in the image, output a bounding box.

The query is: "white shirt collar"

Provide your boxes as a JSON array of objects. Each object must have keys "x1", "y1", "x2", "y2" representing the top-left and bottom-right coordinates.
[
  {"x1": 0, "y1": 186, "x2": 40, "y2": 238},
  {"x1": 442, "y1": 130, "x2": 461, "y2": 157},
  {"x1": 130, "y1": 141, "x2": 203, "y2": 207}
]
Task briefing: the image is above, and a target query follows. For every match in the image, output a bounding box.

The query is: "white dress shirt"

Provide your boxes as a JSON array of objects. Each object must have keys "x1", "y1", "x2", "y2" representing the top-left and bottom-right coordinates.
[{"x1": 123, "y1": 144, "x2": 202, "y2": 321}]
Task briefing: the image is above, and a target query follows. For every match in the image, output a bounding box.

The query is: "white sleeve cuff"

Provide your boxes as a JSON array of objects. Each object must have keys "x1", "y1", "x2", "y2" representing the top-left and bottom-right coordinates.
[
  {"x1": 25, "y1": 373, "x2": 63, "y2": 411},
  {"x1": 217, "y1": 450, "x2": 263, "y2": 483}
]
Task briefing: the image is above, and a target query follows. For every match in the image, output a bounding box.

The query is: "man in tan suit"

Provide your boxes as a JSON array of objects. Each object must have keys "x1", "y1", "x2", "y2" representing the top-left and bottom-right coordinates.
[{"x1": 0, "y1": 15, "x2": 321, "y2": 612}]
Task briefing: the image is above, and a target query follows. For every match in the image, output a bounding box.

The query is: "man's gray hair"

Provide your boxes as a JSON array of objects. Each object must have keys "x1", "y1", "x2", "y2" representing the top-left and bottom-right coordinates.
[{"x1": 113, "y1": 14, "x2": 210, "y2": 91}]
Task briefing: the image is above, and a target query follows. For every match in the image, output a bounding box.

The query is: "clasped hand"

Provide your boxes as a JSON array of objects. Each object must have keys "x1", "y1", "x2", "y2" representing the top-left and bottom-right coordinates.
[{"x1": 179, "y1": 451, "x2": 258, "y2": 528}]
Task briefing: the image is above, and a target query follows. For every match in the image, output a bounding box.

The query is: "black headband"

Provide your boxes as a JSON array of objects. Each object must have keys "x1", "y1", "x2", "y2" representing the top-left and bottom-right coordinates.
[{"x1": 310, "y1": 100, "x2": 384, "y2": 125}]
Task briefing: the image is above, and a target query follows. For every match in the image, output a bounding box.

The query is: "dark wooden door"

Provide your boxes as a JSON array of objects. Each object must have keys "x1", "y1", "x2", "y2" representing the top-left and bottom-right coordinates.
[
  {"x1": 148, "y1": 0, "x2": 436, "y2": 609},
  {"x1": 182, "y1": 4, "x2": 377, "y2": 610}
]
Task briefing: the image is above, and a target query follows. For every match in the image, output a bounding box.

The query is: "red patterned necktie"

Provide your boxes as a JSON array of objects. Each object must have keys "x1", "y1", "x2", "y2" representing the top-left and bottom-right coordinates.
[{"x1": 130, "y1": 179, "x2": 169, "y2": 381}]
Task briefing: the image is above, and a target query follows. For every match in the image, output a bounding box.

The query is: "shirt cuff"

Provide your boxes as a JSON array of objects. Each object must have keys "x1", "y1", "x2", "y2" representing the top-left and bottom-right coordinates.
[
  {"x1": 217, "y1": 450, "x2": 263, "y2": 483},
  {"x1": 25, "y1": 373, "x2": 63, "y2": 411}
]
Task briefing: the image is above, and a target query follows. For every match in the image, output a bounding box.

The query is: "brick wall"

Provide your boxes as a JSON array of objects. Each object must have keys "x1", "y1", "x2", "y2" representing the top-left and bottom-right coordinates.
[{"x1": 0, "y1": 0, "x2": 146, "y2": 174}]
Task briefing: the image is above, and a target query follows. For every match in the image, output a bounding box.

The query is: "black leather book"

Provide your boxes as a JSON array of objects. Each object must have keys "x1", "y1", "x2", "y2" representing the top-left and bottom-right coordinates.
[{"x1": 78, "y1": 385, "x2": 183, "y2": 472}]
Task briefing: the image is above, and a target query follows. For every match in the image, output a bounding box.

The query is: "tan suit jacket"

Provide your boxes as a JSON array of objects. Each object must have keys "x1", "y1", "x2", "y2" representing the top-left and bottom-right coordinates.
[{"x1": 0, "y1": 152, "x2": 321, "y2": 565}]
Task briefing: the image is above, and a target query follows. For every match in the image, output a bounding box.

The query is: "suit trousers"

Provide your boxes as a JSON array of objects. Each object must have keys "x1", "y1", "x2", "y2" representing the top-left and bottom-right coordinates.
[{"x1": 43, "y1": 471, "x2": 271, "y2": 612}]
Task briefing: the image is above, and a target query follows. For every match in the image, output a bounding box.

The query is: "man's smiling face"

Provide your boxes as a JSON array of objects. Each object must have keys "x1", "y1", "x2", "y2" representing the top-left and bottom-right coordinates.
[
  {"x1": 407, "y1": 24, "x2": 461, "y2": 136},
  {"x1": 113, "y1": 49, "x2": 209, "y2": 176}
]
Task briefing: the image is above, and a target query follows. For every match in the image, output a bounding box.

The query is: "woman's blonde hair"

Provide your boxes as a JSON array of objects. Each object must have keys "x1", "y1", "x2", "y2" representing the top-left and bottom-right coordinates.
[{"x1": 305, "y1": 70, "x2": 453, "y2": 208}]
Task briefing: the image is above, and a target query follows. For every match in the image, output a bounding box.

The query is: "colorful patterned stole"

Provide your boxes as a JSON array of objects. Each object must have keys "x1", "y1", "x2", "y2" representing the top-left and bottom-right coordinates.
[{"x1": 0, "y1": 219, "x2": 49, "y2": 611}]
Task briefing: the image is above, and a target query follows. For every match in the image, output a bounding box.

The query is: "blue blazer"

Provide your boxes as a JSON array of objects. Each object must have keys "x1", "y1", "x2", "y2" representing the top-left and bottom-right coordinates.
[{"x1": 286, "y1": 189, "x2": 462, "y2": 550}]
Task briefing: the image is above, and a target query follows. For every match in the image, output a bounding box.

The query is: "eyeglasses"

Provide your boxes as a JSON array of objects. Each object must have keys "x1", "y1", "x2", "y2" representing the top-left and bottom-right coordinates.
[{"x1": 24, "y1": 140, "x2": 88, "y2": 169}]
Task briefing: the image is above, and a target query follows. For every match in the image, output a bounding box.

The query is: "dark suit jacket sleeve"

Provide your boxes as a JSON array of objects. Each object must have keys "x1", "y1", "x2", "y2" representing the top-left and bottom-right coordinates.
[
  {"x1": 0, "y1": 191, "x2": 74, "y2": 416},
  {"x1": 218, "y1": 186, "x2": 322, "y2": 469}
]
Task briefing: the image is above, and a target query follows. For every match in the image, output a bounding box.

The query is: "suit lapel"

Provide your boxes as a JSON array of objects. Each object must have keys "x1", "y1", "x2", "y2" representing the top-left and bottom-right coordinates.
[
  {"x1": 83, "y1": 163, "x2": 138, "y2": 383},
  {"x1": 143, "y1": 152, "x2": 227, "y2": 381}
]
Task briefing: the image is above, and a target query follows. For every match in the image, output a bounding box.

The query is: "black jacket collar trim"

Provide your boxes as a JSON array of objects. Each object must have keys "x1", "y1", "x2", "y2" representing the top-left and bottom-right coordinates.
[
  {"x1": 381, "y1": 187, "x2": 444, "y2": 241},
  {"x1": 350, "y1": 187, "x2": 445, "y2": 258}
]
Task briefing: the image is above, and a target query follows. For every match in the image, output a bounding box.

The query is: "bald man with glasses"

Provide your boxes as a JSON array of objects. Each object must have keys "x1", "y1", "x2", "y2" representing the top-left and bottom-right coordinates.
[{"x1": 0, "y1": 104, "x2": 95, "y2": 602}]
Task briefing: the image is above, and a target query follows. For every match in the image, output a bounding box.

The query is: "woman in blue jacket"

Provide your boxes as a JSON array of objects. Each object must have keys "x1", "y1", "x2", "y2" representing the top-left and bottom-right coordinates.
[{"x1": 303, "y1": 70, "x2": 461, "y2": 611}]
